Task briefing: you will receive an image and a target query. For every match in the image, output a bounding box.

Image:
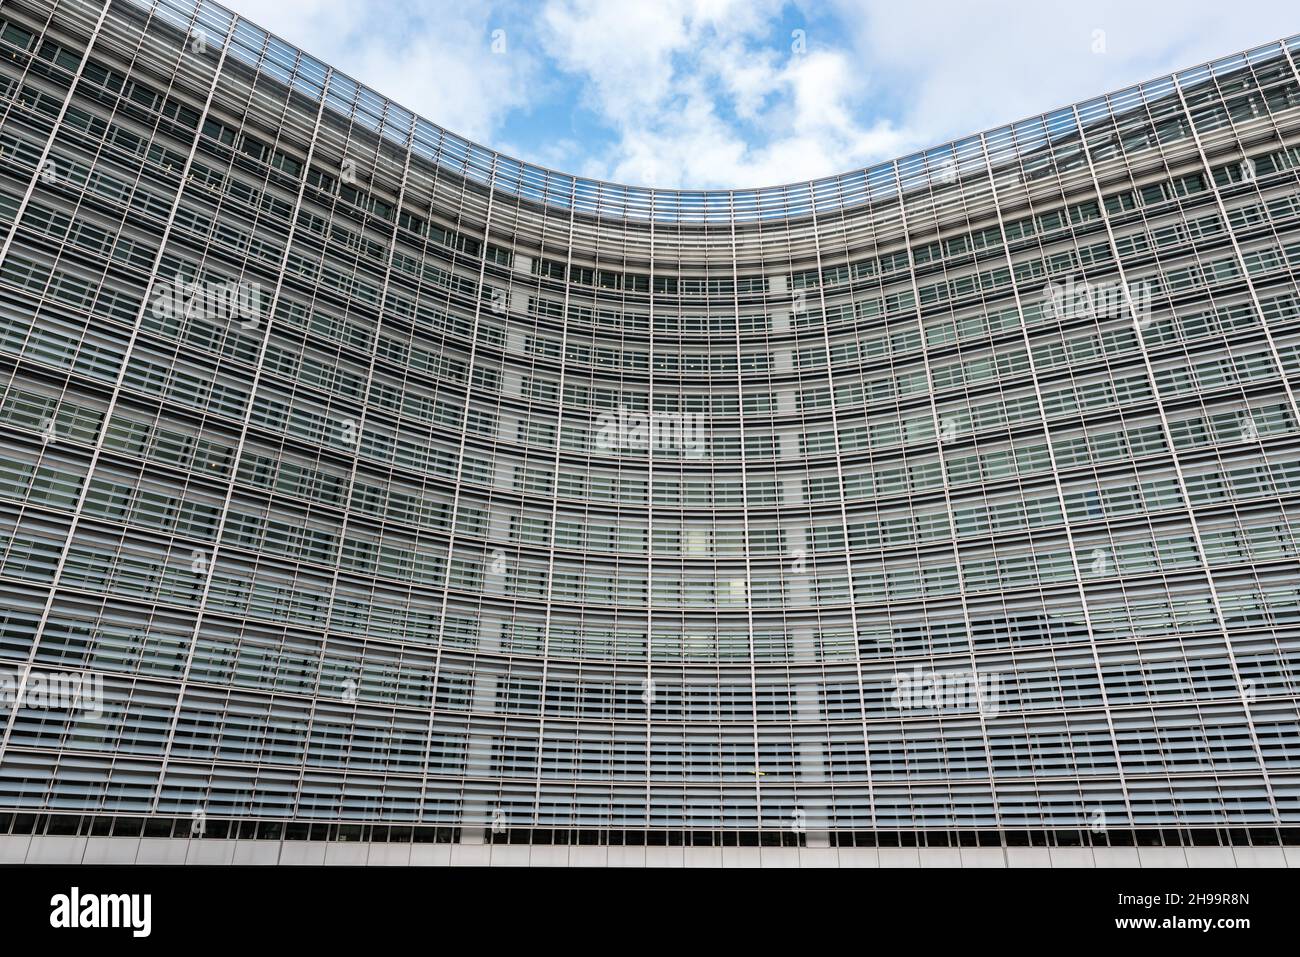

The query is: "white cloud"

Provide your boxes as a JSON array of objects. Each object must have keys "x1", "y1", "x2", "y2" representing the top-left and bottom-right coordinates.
[
  {"x1": 219, "y1": 0, "x2": 1300, "y2": 190},
  {"x1": 537, "y1": 0, "x2": 905, "y2": 187},
  {"x1": 832, "y1": 0, "x2": 1300, "y2": 154},
  {"x1": 219, "y1": 0, "x2": 539, "y2": 142}
]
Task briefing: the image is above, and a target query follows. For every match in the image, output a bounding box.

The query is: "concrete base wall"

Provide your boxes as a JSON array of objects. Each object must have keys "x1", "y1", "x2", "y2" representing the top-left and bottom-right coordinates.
[{"x1": 2, "y1": 835, "x2": 1295, "y2": 867}]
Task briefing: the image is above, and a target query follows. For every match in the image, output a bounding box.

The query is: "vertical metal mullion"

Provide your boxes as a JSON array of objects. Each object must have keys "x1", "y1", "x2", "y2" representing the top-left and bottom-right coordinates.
[
  {"x1": 802, "y1": 194, "x2": 879, "y2": 839},
  {"x1": 415, "y1": 159, "x2": 501, "y2": 833},
  {"x1": 280, "y1": 113, "x2": 416, "y2": 832},
  {"x1": 891, "y1": 163, "x2": 1006, "y2": 839},
  {"x1": 0, "y1": 0, "x2": 70, "y2": 142},
  {"x1": 720, "y1": 196, "x2": 763, "y2": 832},
  {"x1": 1163, "y1": 67, "x2": 1300, "y2": 823},
  {"x1": 147, "y1": 55, "x2": 338, "y2": 817},
  {"x1": 0, "y1": 0, "x2": 111, "y2": 270},
  {"x1": 0, "y1": 1, "x2": 232, "y2": 761},
  {"x1": 976, "y1": 130, "x2": 1137, "y2": 832},
  {"x1": 643, "y1": 194, "x2": 656, "y2": 837},
  {"x1": 1167, "y1": 72, "x2": 1300, "y2": 430},
  {"x1": 525, "y1": 189, "x2": 578, "y2": 830},
  {"x1": 1068, "y1": 99, "x2": 1280, "y2": 824}
]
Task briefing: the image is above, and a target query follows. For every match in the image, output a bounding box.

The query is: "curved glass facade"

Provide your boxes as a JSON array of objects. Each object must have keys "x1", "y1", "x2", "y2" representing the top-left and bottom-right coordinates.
[{"x1": 0, "y1": 0, "x2": 1299, "y2": 855}]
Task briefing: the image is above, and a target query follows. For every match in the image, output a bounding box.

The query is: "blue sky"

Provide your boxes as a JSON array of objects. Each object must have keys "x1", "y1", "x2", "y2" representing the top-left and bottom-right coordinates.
[{"x1": 224, "y1": 0, "x2": 1300, "y2": 189}]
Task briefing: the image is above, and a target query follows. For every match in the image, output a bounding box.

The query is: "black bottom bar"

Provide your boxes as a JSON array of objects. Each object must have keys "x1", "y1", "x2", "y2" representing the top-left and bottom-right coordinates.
[{"x1": 0, "y1": 864, "x2": 1280, "y2": 945}]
